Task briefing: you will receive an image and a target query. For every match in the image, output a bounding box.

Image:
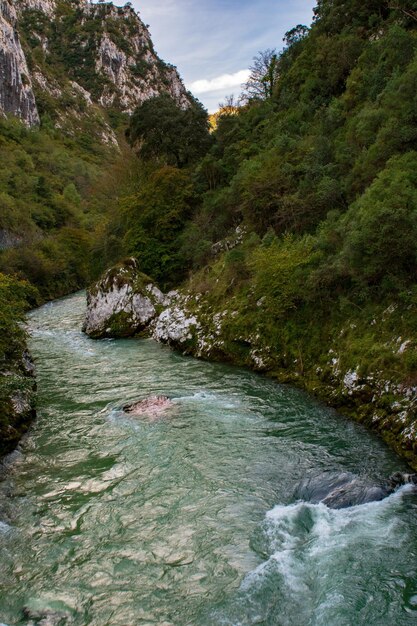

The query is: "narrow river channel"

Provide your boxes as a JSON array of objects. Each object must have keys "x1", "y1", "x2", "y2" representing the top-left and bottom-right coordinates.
[{"x1": 1, "y1": 292, "x2": 417, "y2": 625}]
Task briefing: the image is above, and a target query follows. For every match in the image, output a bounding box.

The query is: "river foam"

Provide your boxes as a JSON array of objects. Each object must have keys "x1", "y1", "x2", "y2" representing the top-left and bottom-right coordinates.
[{"x1": 208, "y1": 486, "x2": 416, "y2": 626}]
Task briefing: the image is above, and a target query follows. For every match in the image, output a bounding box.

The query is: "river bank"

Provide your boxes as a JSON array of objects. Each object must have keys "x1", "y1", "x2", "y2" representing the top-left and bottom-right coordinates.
[
  {"x1": 0, "y1": 275, "x2": 37, "y2": 459},
  {"x1": 83, "y1": 259, "x2": 417, "y2": 469},
  {"x1": 0, "y1": 347, "x2": 36, "y2": 460}
]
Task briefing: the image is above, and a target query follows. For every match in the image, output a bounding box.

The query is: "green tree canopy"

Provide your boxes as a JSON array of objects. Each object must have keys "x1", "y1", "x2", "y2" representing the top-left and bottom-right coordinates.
[{"x1": 127, "y1": 94, "x2": 212, "y2": 168}]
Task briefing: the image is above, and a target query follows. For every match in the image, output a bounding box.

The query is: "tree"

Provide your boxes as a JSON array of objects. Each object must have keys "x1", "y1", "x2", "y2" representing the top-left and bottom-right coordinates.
[
  {"x1": 127, "y1": 94, "x2": 212, "y2": 168},
  {"x1": 340, "y1": 152, "x2": 417, "y2": 288},
  {"x1": 313, "y1": 0, "x2": 390, "y2": 34},
  {"x1": 241, "y1": 49, "x2": 279, "y2": 102},
  {"x1": 283, "y1": 25, "x2": 309, "y2": 48},
  {"x1": 122, "y1": 166, "x2": 195, "y2": 287}
]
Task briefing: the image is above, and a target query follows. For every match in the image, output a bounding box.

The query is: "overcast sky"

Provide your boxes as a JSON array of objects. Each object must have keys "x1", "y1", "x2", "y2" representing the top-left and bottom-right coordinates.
[{"x1": 104, "y1": 1, "x2": 317, "y2": 111}]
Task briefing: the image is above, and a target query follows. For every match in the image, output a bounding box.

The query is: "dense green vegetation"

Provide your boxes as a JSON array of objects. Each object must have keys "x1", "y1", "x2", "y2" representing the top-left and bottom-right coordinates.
[
  {"x1": 0, "y1": 273, "x2": 38, "y2": 456},
  {"x1": 0, "y1": 116, "x2": 113, "y2": 300},
  {"x1": 127, "y1": 94, "x2": 212, "y2": 168},
  {"x1": 110, "y1": 3, "x2": 417, "y2": 295}
]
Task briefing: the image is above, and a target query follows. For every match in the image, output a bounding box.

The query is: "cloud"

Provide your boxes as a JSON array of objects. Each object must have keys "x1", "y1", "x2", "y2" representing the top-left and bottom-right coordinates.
[{"x1": 190, "y1": 70, "x2": 250, "y2": 95}]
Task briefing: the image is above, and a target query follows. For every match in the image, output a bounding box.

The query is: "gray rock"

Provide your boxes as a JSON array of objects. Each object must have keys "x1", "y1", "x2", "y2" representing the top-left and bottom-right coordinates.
[
  {"x1": 0, "y1": 0, "x2": 39, "y2": 126},
  {"x1": 83, "y1": 258, "x2": 165, "y2": 339},
  {"x1": 0, "y1": 0, "x2": 192, "y2": 140},
  {"x1": 388, "y1": 471, "x2": 417, "y2": 488},
  {"x1": 152, "y1": 305, "x2": 200, "y2": 347},
  {"x1": 295, "y1": 471, "x2": 416, "y2": 509}
]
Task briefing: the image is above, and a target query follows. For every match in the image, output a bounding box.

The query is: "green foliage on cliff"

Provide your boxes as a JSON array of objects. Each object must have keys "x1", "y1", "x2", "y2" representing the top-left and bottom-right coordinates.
[
  {"x1": 0, "y1": 274, "x2": 38, "y2": 366},
  {"x1": 0, "y1": 273, "x2": 38, "y2": 456},
  {"x1": 181, "y1": 4, "x2": 417, "y2": 297},
  {"x1": 121, "y1": 165, "x2": 196, "y2": 288},
  {"x1": 0, "y1": 116, "x2": 111, "y2": 300},
  {"x1": 20, "y1": 4, "x2": 122, "y2": 101}
]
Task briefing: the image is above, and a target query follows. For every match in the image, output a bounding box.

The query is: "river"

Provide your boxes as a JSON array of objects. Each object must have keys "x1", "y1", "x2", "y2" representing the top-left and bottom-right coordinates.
[{"x1": 1, "y1": 292, "x2": 417, "y2": 625}]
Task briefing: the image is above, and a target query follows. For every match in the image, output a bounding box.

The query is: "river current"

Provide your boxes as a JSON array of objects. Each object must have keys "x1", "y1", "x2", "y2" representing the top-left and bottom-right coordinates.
[{"x1": 1, "y1": 292, "x2": 417, "y2": 625}]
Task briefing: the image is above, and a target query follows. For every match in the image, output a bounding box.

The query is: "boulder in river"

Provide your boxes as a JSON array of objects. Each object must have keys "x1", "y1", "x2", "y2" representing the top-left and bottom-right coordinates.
[
  {"x1": 123, "y1": 395, "x2": 174, "y2": 420},
  {"x1": 295, "y1": 471, "x2": 417, "y2": 509},
  {"x1": 83, "y1": 258, "x2": 167, "y2": 339}
]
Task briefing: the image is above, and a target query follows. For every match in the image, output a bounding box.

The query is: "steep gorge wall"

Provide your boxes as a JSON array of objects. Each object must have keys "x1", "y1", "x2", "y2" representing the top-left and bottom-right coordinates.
[
  {"x1": 0, "y1": 0, "x2": 191, "y2": 133},
  {"x1": 0, "y1": 0, "x2": 39, "y2": 126}
]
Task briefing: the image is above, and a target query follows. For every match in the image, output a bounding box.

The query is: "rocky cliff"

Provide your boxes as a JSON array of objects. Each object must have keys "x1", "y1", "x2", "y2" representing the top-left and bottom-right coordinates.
[
  {"x1": 0, "y1": 0, "x2": 191, "y2": 137},
  {"x1": 0, "y1": 0, "x2": 39, "y2": 126}
]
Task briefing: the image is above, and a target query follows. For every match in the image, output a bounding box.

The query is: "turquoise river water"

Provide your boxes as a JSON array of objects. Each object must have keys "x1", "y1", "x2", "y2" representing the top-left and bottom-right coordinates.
[{"x1": 1, "y1": 292, "x2": 417, "y2": 625}]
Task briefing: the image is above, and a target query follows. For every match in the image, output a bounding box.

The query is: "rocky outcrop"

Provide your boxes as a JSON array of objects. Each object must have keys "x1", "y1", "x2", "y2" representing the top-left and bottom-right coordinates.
[
  {"x1": 0, "y1": 349, "x2": 36, "y2": 458},
  {"x1": 0, "y1": 0, "x2": 39, "y2": 126},
  {"x1": 91, "y1": 3, "x2": 190, "y2": 113},
  {"x1": 0, "y1": 0, "x2": 191, "y2": 135},
  {"x1": 82, "y1": 258, "x2": 168, "y2": 339},
  {"x1": 19, "y1": 0, "x2": 57, "y2": 16}
]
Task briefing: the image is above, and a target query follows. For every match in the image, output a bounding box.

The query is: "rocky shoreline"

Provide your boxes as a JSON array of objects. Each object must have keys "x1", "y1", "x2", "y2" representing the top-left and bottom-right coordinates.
[
  {"x1": 0, "y1": 348, "x2": 36, "y2": 460},
  {"x1": 83, "y1": 259, "x2": 417, "y2": 470}
]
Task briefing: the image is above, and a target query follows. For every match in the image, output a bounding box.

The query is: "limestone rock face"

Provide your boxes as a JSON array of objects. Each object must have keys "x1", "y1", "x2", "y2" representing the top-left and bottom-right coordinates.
[
  {"x1": 83, "y1": 260, "x2": 203, "y2": 349},
  {"x1": 83, "y1": 259, "x2": 166, "y2": 339},
  {"x1": 19, "y1": 0, "x2": 57, "y2": 16},
  {"x1": 0, "y1": 0, "x2": 39, "y2": 126},
  {"x1": 1, "y1": 0, "x2": 191, "y2": 137},
  {"x1": 92, "y1": 3, "x2": 190, "y2": 113},
  {"x1": 153, "y1": 304, "x2": 200, "y2": 348}
]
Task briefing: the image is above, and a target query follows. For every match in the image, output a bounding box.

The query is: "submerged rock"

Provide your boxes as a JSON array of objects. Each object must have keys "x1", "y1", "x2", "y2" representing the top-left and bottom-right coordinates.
[
  {"x1": 296, "y1": 471, "x2": 417, "y2": 509},
  {"x1": 83, "y1": 258, "x2": 166, "y2": 339},
  {"x1": 123, "y1": 395, "x2": 174, "y2": 420}
]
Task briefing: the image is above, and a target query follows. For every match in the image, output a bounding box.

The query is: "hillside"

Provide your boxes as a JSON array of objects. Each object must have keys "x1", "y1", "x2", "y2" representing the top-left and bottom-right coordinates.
[{"x1": 0, "y1": 0, "x2": 196, "y2": 299}]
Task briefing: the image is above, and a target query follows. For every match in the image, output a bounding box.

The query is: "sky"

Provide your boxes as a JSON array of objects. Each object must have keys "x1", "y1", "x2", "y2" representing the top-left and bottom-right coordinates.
[{"x1": 100, "y1": 1, "x2": 317, "y2": 112}]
